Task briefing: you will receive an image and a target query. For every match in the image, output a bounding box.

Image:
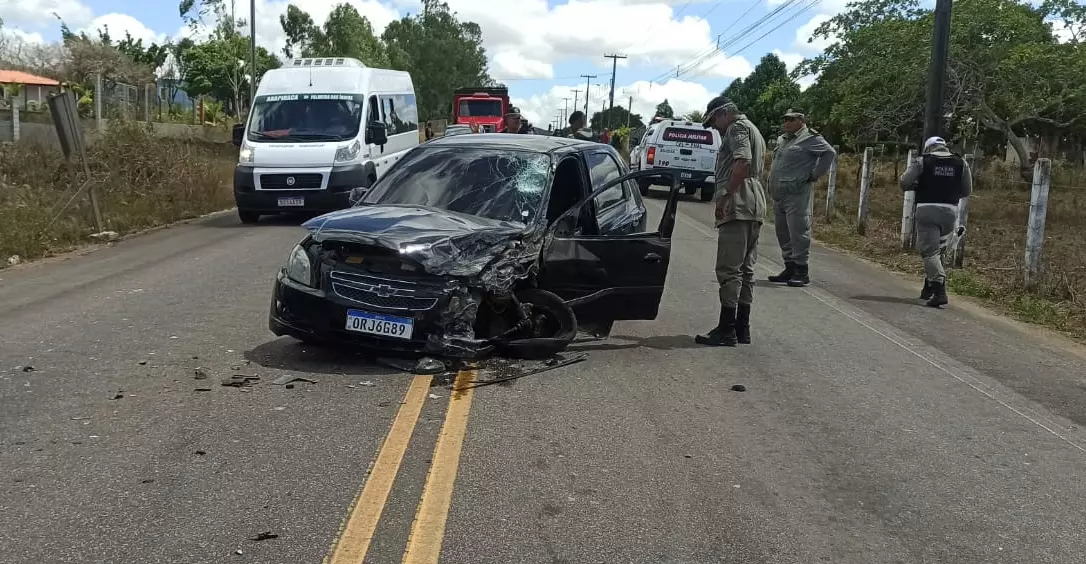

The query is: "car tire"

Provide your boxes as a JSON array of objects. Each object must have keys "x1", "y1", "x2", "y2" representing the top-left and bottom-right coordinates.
[
  {"x1": 684, "y1": 183, "x2": 697, "y2": 195},
  {"x1": 496, "y1": 288, "x2": 579, "y2": 360},
  {"x1": 700, "y1": 183, "x2": 715, "y2": 202},
  {"x1": 238, "y1": 209, "x2": 261, "y2": 224}
]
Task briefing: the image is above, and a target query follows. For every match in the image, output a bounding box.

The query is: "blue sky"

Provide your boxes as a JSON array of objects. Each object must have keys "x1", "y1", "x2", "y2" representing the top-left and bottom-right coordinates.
[{"x1": 2, "y1": 0, "x2": 846, "y2": 126}]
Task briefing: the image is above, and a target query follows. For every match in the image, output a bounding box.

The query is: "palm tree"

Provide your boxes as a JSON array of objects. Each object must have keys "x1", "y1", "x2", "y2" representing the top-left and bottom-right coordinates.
[{"x1": 684, "y1": 110, "x2": 705, "y2": 123}]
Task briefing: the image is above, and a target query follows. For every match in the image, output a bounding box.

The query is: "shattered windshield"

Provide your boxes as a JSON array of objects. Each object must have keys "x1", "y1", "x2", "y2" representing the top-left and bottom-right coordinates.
[
  {"x1": 247, "y1": 93, "x2": 363, "y2": 142},
  {"x1": 362, "y1": 147, "x2": 551, "y2": 225}
]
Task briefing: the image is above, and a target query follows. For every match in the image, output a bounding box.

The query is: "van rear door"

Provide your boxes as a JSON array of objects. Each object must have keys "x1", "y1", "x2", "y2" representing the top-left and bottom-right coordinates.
[{"x1": 652, "y1": 126, "x2": 717, "y2": 173}]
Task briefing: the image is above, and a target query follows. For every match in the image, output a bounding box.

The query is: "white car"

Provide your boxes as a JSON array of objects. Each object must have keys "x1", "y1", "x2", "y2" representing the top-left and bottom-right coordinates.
[
  {"x1": 443, "y1": 124, "x2": 474, "y2": 137},
  {"x1": 631, "y1": 118, "x2": 721, "y2": 202}
]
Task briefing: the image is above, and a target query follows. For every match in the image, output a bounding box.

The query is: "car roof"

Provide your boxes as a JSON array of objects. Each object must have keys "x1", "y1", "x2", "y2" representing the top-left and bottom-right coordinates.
[{"x1": 424, "y1": 132, "x2": 601, "y2": 155}]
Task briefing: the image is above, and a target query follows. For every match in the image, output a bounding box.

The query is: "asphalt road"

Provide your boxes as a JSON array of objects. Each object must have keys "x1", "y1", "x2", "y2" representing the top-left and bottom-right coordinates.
[{"x1": 2, "y1": 192, "x2": 1085, "y2": 564}]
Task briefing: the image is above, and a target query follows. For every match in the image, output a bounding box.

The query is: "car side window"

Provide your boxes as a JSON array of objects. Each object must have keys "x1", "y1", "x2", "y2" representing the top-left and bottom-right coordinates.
[{"x1": 587, "y1": 152, "x2": 626, "y2": 214}]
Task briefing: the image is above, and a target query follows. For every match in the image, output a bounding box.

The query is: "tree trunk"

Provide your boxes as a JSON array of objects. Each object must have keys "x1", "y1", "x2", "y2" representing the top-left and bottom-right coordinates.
[{"x1": 978, "y1": 102, "x2": 1032, "y2": 182}]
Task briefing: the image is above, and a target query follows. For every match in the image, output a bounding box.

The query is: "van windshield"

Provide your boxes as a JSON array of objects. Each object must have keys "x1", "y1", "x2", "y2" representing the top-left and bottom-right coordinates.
[
  {"x1": 247, "y1": 93, "x2": 363, "y2": 142},
  {"x1": 458, "y1": 99, "x2": 503, "y2": 117}
]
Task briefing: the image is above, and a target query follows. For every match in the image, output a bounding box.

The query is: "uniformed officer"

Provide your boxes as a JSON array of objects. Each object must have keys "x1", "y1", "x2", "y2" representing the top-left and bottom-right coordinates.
[
  {"x1": 899, "y1": 136, "x2": 972, "y2": 307},
  {"x1": 766, "y1": 109, "x2": 837, "y2": 287},
  {"x1": 696, "y1": 96, "x2": 767, "y2": 347}
]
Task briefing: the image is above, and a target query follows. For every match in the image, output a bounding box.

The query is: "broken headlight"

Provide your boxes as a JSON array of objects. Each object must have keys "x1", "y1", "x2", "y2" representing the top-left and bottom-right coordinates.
[{"x1": 286, "y1": 244, "x2": 314, "y2": 287}]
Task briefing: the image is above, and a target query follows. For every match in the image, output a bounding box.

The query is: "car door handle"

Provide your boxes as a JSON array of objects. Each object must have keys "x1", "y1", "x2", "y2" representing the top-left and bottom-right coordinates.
[{"x1": 643, "y1": 252, "x2": 662, "y2": 263}]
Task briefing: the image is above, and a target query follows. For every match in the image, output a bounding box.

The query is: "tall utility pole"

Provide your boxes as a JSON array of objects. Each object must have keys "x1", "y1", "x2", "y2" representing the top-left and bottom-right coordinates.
[
  {"x1": 627, "y1": 93, "x2": 633, "y2": 127},
  {"x1": 580, "y1": 74, "x2": 597, "y2": 115},
  {"x1": 560, "y1": 97, "x2": 570, "y2": 128},
  {"x1": 923, "y1": 0, "x2": 953, "y2": 141},
  {"x1": 571, "y1": 90, "x2": 581, "y2": 120},
  {"x1": 249, "y1": 0, "x2": 257, "y2": 109},
  {"x1": 603, "y1": 53, "x2": 627, "y2": 128}
]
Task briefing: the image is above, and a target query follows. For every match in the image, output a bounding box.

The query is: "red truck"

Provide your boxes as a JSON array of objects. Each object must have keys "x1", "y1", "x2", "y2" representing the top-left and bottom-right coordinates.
[{"x1": 452, "y1": 86, "x2": 509, "y2": 133}]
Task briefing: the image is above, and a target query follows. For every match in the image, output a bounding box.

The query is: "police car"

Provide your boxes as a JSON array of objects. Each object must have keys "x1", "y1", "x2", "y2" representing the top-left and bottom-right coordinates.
[{"x1": 630, "y1": 117, "x2": 722, "y2": 202}]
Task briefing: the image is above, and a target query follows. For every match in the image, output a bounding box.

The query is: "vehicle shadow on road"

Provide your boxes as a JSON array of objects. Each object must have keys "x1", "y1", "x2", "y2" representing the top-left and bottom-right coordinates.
[
  {"x1": 850, "y1": 294, "x2": 924, "y2": 306},
  {"x1": 567, "y1": 334, "x2": 704, "y2": 352},
  {"x1": 245, "y1": 338, "x2": 394, "y2": 377},
  {"x1": 205, "y1": 213, "x2": 315, "y2": 229}
]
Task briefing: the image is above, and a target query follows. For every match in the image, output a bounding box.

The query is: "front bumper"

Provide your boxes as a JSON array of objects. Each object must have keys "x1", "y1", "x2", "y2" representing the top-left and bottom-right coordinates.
[
  {"x1": 268, "y1": 270, "x2": 482, "y2": 357},
  {"x1": 234, "y1": 164, "x2": 369, "y2": 213}
]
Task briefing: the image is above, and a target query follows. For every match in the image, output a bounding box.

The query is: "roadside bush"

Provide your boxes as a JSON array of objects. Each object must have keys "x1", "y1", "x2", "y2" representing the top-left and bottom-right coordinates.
[
  {"x1": 802, "y1": 154, "x2": 1086, "y2": 338},
  {"x1": 0, "y1": 120, "x2": 236, "y2": 263}
]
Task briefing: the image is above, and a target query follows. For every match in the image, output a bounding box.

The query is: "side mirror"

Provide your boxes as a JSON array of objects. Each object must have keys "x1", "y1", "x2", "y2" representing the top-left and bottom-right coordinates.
[
  {"x1": 554, "y1": 213, "x2": 578, "y2": 237},
  {"x1": 349, "y1": 162, "x2": 378, "y2": 206},
  {"x1": 348, "y1": 187, "x2": 367, "y2": 206},
  {"x1": 367, "y1": 122, "x2": 388, "y2": 146},
  {"x1": 232, "y1": 123, "x2": 244, "y2": 147}
]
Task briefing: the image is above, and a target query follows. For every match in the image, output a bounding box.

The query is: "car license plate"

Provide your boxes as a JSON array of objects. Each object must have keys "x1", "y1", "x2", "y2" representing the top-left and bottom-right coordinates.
[
  {"x1": 278, "y1": 196, "x2": 305, "y2": 207},
  {"x1": 345, "y1": 309, "x2": 413, "y2": 340},
  {"x1": 680, "y1": 172, "x2": 693, "y2": 179}
]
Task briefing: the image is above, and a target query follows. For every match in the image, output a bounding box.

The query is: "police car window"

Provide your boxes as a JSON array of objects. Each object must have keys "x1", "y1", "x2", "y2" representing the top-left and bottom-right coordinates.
[{"x1": 587, "y1": 152, "x2": 626, "y2": 212}]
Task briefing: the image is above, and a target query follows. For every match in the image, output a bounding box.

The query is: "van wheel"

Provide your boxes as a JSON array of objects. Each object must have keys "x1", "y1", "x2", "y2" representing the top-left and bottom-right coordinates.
[
  {"x1": 638, "y1": 179, "x2": 650, "y2": 197},
  {"x1": 684, "y1": 184, "x2": 697, "y2": 195},
  {"x1": 700, "y1": 183, "x2": 715, "y2": 202},
  {"x1": 238, "y1": 209, "x2": 261, "y2": 224},
  {"x1": 496, "y1": 289, "x2": 578, "y2": 360}
]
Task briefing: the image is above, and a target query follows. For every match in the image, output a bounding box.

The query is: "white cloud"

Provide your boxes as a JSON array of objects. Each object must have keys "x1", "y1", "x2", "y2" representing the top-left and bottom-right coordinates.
[
  {"x1": 491, "y1": 51, "x2": 553, "y2": 80},
  {"x1": 1, "y1": 27, "x2": 46, "y2": 44},
  {"x1": 794, "y1": 14, "x2": 835, "y2": 52},
  {"x1": 81, "y1": 13, "x2": 166, "y2": 45},
  {"x1": 446, "y1": 0, "x2": 750, "y2": 75},
  {"x1": 0, "y1": 0, "x2": 93, "y2": 29},
  {"x1": 512, "y1": 78, "x2": 714, "y2": 130},
  {"x1": 772, "y1": 49, "x2": 804, "y2": 72}
]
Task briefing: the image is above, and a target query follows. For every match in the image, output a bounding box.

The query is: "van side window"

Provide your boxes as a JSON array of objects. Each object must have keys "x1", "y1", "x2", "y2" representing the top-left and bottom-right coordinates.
[
  {"x1": 587, "y1": 152, "x2": 626, "y2": 213},
  {"x1": 378, "y1": 93, "x2": 420, "y2": 135},
  {"x1": 366, "y1": 95, "x2": 381, "y2": 143}
]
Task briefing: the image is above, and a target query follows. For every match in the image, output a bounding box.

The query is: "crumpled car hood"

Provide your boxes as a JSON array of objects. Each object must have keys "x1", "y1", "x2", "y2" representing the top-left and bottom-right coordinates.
[{"x1": 302, "y1": 205, "x2": 533, "y2": 279}]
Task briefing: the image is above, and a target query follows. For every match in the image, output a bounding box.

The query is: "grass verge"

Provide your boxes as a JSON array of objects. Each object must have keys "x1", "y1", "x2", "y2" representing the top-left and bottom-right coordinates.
[
  {"x1": 1, "y1": 120, "x2": 237, "y2": 264},
  {"x1": 785, "y1": 153, "x2": 1086, "y2": 340}
]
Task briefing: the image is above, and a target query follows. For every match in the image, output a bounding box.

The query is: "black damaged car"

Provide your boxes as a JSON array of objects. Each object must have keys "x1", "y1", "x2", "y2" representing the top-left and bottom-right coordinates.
[{"x1": 268, "y1": 133, "x2": 683, "y2": 359}]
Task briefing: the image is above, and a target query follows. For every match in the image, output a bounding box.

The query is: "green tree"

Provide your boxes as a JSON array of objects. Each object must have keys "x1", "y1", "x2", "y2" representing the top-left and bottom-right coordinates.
[
  {"x1": 654, "y1": 99, "x2": 674, "y2": 119},
  {"x1": 799, "y1": 0, "x2": 1086, "y2": 172},
  {"x1": 280, "y1": 3, "x2": 388, "y2": 66},
  {"x1": 722, "y1": 53, "x2": 801, "y2": 138},
  {"x1": 181, "y1": 36, "x2": 278, "y2": 115},
  {"x1": 684, "y1": 110, "x2": 705, "y2": 123},
  {"x1": 591, "y1": 105, "x2": 644, "y2": 131},
  {"x1": 381, "y1": 0, "x2": 491, "y2": 120}
]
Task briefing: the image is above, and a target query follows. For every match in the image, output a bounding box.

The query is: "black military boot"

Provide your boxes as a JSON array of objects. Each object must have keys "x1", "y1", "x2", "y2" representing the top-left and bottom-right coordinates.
[
  {"x1": 919, "y1": 279, "x2": 933, "y2": 300},
  {"x1": 926, "y1": 280, "x2": 948, "y2": 308},
  {"x1": 768, "y1": 262, "x2": 795, "y2": 283},
  {"x1": 735, "y1": 303, "x2": 751, "y2": 344},
  {"x1": 695, "y1": 307, "x2": 738, "y2": 347},
  {"x1": 787, "y1": 263, "x2": 810, "y2": 287}
]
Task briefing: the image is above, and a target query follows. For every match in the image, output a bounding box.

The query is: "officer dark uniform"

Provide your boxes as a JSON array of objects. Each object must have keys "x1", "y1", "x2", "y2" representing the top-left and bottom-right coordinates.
[{"x1": 899, "y1": 136, "x2": 972, "y2": 307}]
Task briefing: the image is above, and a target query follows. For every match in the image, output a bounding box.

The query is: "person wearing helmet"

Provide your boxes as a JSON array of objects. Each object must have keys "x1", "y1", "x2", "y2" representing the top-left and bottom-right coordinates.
[{"x1": 899, "y1": 135, "x2": 972, "y2": 308}]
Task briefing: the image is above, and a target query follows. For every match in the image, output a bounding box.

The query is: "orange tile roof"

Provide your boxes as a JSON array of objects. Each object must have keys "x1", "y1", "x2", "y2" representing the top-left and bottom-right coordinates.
[{"x1": 0, "y1": 70, "x2": 60, "y2": 87}]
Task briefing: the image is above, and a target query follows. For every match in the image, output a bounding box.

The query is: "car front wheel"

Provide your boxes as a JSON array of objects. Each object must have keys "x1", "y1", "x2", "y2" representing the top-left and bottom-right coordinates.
[{"x1": 700, "y1": 183, "x2": 715, "y2": 202}]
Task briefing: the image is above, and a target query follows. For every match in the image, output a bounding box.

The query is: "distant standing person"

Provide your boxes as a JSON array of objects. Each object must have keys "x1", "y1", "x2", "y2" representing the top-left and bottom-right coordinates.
[
  {"x1": 567, "y1": 111, "x2": 595, "y2": 141},
  {"x1": 696, "y1": 96, "x2": 767, "y2": 347},
  {"x1": 425, "y1": 121, "x2": 434, "y2": 141},
  {"x1": 765, "y1": 109, "x2": 837, "y2": 287},
  {"x1": 899, "y1": 136, "x2": 972, "y2": 308}
]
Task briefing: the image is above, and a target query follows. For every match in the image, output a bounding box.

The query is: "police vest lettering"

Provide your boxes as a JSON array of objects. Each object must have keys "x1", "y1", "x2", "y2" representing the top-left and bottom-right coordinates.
[{"x1": 916, "y1": 154, "x2": 965, "y2": 205}]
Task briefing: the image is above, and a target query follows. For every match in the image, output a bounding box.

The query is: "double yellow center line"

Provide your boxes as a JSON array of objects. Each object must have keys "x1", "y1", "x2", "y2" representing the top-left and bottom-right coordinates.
[{"x1": 325, "y1": 369, "x2": 478, "y2": 564}]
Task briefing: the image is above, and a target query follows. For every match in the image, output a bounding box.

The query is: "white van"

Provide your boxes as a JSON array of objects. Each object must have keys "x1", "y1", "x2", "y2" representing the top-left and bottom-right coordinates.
[
  {"x1": 631, "y1": 118, "x2": 721, "y2": 202},
  {"x1": 232, "y1": 57, "x2": 419, "y2": 223}
]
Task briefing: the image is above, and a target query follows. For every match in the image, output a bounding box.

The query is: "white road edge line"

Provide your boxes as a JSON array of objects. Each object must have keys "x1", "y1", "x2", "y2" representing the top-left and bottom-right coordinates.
[{"x1": 650, "y1": 198, "x2": 1086, "y2": 456}]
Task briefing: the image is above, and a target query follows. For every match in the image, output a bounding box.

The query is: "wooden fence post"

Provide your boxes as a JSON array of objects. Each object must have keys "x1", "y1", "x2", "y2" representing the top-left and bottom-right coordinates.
[
  {"x1": 11, "y1": 105, "x2": 19, "y2": 142},
  {"x1": 900, "y1": 149, "x2": 916, "y2": 248},
  {"x1": 1023, "y1": 158, "x2": 1052, "y2": 287},
  {"x1": 857, "y1": 147, "x2": 873, "y2": 235},
  {"x1": 824, "y1": 145, "x2": 839, "y2": 222},
  {"x1": 952, "y1": 154, "x2": 974, "y2": 267}
]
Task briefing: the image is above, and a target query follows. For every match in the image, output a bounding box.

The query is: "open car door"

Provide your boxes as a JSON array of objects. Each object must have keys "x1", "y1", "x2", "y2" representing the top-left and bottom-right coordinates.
[{"x1": 538, "y1": 168, "x2": 684, "y2": 327}]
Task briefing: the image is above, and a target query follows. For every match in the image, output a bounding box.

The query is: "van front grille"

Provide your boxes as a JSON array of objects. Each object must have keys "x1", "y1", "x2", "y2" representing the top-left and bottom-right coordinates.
[{"x1": 260, "y1": 173, "x2": 323, "y2": 190}]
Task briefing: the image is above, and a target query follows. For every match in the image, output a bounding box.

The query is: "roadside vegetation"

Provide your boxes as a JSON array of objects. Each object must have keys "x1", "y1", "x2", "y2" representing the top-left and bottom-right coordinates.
[{"x1": 0, "y1": 121, "x2": 236, "y2": 263}]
